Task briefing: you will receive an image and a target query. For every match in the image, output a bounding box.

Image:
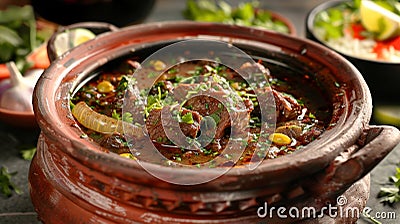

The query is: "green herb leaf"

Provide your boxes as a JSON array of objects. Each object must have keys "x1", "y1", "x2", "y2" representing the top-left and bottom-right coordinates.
[
  {"x1": 122, "y1": 112, "x2": 133, "y2": 123},
  {"x1": 378, "y1": 165, "x2": 400, "y2": 205},
  {"x1": 210, "y1": 113, "x2": 221, "y2": 124},
  {"x1": 112, "y1": 109, "x2": 121, "y2": 120},
  {"x1": 362, "y1": 210, "x2": 382, "y2": 224},
  {"x1": 0, "y1": 5, "x2": 39, "y2": 73},
  {"x1": 180, "y1": 112, "x2": 195, "y2": 124},
  {"x1": 20, "y1": 147, "x2": 37, "y2": 161},
  {"x1": 0, "y1": 166, "x2": 22, "y2": 197},
  {"x1": 0, "y1": 25, "x2": 24, "y2": 47},
  {"x1": 232, "y1": 2, "x2": 254, "y2": 21},
  {"x1": 314, "y1": 8, "x2": 345, "y2": 40}
]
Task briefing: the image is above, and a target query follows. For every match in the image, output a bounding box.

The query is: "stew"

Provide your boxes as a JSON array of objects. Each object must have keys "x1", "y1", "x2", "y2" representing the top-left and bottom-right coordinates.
[{"x1": 71, "y1": 57, "x2": 333, "y2": 167}]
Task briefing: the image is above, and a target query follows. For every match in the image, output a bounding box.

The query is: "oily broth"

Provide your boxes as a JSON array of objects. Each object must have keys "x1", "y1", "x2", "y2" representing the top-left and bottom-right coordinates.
[{"x1": 70, "y1": 41, "x2": 335, "y2": 167}]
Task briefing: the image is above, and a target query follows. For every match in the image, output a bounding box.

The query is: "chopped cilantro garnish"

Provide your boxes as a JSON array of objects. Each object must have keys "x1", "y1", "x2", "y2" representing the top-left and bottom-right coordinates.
[
  {"x1": 180, "y1": 112, "x2": 195, "y2": 124},
  {"x1": 168, "y1": 68, "x2": 178, "y2": 74},
  {"x1": 210, "y1": 113, "x2": 221, "y2": 124},
  {"x1": 122, "y1": 112, "x2": 133, "y2": 123},
  {"x1": 116, "y1": 75, "x2": 133, "y2": 91},
  {"x1": 112, "y1": 109, "x2": 120, "y2": 120}
]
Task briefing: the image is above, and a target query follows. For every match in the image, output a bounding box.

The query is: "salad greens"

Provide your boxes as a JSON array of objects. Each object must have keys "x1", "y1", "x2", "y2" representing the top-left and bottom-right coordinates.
[
  {"x1": 360, "y1": 0, "x2": 400, "y2": 14},
  {"x1": 0, "y1": 5, "x2": 47, "y2": 73},
  {"x1": 314, "y1": 0, "x2": 400, "y2": 40},
  {"x1": 183, "y1": 0, "x2": 290, "y2": 34}
]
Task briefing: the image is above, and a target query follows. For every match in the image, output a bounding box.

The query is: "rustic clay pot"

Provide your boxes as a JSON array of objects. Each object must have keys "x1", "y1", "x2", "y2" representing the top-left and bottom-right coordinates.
[{"x1": 30, "y1": 21, "x2": 400, "y2": 223}]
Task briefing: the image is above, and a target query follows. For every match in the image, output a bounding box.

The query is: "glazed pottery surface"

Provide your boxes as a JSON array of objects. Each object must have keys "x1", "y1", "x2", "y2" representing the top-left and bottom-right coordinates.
[{"x1": 30, "y1": 21, "x2": 400, "y2": 223}]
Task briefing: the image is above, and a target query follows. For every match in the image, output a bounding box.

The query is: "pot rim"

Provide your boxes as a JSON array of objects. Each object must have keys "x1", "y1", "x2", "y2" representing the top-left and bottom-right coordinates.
[{"x1": 33, "y1": 21, "x2": 372, "y2": 181}]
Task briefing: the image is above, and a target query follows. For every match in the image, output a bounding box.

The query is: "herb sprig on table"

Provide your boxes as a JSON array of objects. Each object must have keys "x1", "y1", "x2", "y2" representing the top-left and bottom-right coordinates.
[
  {"x1": 0, "y1": 146, "x2": 36, "y2": 197},
  {"x1": 0, "y1": 166, "x2": 22, "y2": 197},
  {"x1": 20, "y1": 146, "x2": 37, "y2": 161},
  {"x1": 378, "y1": 165, "x2": 400, "y2": 204}
]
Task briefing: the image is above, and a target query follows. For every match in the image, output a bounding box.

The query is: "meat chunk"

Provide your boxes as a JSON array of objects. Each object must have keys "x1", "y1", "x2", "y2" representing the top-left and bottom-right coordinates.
[
  {"x1": 251, "y1": 87, "x2": 302, "y2": 123},
  {"x1": 238, "y1": 62, "x2": 272, "y2": 81},
  {"x1": 272, "y1": 89, "x2": 302, "y2": 122},
  {"x1": 173, "y1": 81, "x2": 253, "y2": 140},
  {"x1": 98, "y1": 133, "x2": 130, "y2": 154},
  {"x1": 145, "y1": 108, "x2": 202, "y2": 144}
]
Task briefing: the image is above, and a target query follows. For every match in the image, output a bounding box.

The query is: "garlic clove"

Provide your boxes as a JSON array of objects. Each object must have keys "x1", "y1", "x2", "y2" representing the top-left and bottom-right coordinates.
[
  {"x1": 0, "y1": 62, "x2": 42, "y2": 112},
  {"x1": 0, "y1": 86, "x2": 34, "y2": 112}
]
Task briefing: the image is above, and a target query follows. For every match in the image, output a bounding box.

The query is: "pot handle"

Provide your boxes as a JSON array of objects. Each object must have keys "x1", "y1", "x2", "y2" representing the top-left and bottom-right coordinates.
[{"x1": 308, "y1": 125, "x2": 400, "y2": 195}]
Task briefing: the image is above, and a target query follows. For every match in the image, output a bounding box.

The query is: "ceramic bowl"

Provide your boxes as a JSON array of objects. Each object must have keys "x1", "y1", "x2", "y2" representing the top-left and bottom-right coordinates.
[
  {"x1": 0, "y1": 68, "x2": 43, "y2": 129},
  {"x1": 305, "y1": 0, "x2": 400, "y2": 106},
  {"x1": 0, "y1": 79, "x2": 36, "y2": 128},
  {"x1": 30, "y1": 21, "x2": 400, "y2": 223},
  {"x1": 0, "y1": 107, "x2": 37, "y2": 128},
  {"x1": 46, "y1": 22, "x2": 119, "y2": 62},
  {"x1": 267, "y1": 10, "x2": 297, "y2": 35}
]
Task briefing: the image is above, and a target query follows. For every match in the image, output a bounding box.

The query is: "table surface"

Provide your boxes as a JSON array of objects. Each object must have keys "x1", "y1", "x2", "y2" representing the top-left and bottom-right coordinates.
[{"x1": 1, "y1": 0, "x2": 399, "y2": 223}]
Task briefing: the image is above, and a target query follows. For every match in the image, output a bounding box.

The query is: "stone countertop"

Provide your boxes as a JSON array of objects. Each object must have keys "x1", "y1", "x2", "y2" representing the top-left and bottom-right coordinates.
[{"x1": 0, "y1": 0, "x2": 399, "y2": 223}]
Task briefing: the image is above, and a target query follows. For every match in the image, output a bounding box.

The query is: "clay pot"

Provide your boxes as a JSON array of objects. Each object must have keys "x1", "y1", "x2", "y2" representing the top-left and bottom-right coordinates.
[{"x1": 30, "y1": 21, "x2": 400, "y2": 223}]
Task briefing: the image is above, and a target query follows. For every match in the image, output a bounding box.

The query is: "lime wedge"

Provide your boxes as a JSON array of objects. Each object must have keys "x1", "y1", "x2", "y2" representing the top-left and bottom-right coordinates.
[
  {"x1": 360, "y1": 0, "x2": 400, "y2": 40},
  {"x1": 374, "y1": 105, "x2": 400, "y2": 127},
  {"x1": 71, "y1": 28, "x2": 96, "y2": 46},
  {"x1": 53, "y1": 28, "x2": 96, "y2": 57}
]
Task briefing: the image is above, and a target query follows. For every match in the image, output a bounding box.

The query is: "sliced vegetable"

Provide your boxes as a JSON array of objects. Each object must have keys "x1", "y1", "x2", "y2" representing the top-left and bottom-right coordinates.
[
  {"x1": 268, "y1": 133, "x2": 292, "y2": 146},
  {"x1": 360, "y1": 0, "x2": 400, "y2": 40},
  {"x1": 53, "y1": 28, "x2": 96, "y2": 57},
  {"x1": 26, "y1": 43, "x2": 50, "y2": 69},
  {"x1": 120, "y1": 153, "x2": 136, "y2": 159},
  {"x1": 97, "y1": 80, "x2": 114, "y2": 93},
  {"x1": 71, "y1": 101, "x2": 143, "y2": 138},
  {"x1": 0, "y1": 64, "x2": 9, "y2": 79}
]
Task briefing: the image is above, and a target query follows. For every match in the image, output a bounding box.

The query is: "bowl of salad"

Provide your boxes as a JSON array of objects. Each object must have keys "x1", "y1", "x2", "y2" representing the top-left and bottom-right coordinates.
[
  {"x1": 183, "y1": 0, "x2": 296, "y2": 35},
  {"x1": 306, "y1": 0, "x2": 400, "y2": 107},
  {"x1": 0, "y1": 5, "x2": 55, "y2": 128}
]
